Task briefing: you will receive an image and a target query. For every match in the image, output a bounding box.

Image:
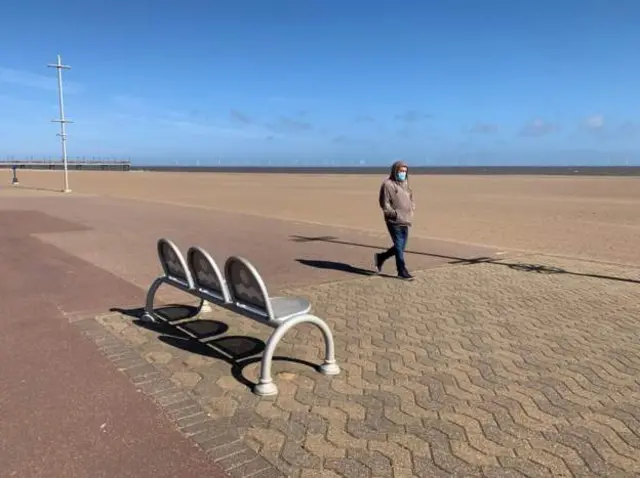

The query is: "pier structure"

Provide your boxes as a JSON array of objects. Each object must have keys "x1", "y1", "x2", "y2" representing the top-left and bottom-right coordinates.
[
  {"x1": 3, "y1": 159, "x2": 131, "y2": 187},
  {"x1": 1, "y1": 159, "x2": 131, "y2": 172}
]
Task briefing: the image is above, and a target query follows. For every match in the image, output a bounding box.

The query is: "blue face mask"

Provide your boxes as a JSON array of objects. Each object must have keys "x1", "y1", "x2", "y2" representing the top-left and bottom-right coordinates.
[{"x1": 396, "y1": 171, "x2": 407, "y2": 181}]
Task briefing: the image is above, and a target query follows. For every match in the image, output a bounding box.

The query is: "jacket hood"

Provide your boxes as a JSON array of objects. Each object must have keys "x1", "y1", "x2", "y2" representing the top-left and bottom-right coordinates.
[{"x1": 389, "y1": 160, "x2": 409, "y2": 180}]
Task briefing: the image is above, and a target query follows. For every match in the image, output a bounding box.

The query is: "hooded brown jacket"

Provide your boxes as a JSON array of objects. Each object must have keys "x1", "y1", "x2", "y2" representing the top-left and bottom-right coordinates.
[{"x1": 378, "y1": 160, "x2": 415, "y2": 226}]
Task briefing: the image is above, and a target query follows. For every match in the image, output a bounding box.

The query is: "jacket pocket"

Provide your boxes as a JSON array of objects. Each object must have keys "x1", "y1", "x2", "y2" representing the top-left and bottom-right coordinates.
[{"x1": 394, "y1": 209, "x2": 412, "y2": 225}]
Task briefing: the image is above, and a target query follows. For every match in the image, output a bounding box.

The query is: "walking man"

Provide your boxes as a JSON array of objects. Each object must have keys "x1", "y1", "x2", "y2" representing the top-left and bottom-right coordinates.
[{"x1": 374, "y1": 160, "x2": 415, "y2": 280}]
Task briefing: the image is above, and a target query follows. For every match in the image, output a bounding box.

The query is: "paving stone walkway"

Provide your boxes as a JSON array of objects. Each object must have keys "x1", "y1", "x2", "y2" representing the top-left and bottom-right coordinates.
[{"x1": 81, "y1": 253, "x2": 640, "y2": 477}]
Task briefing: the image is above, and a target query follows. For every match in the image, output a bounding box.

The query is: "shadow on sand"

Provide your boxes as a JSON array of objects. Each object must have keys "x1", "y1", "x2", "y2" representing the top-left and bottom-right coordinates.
[
  {"x1": 291, "y1": 234, "x2": 640, "y2": 285},
  {"x1": 296, "y1": 259, "x2": 374, "y2": 277},
  {"x1": 5, "y1": 184, "x2": 67, "y2": 193}
]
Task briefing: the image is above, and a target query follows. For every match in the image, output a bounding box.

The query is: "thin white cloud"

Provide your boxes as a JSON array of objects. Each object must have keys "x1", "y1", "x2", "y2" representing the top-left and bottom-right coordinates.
[
  {"x1": 157, "y1": 118, "x2": 265, "y2": 138},
  {"x1": 266, "y1": 115, "x2": 312, "y2": 133},
  {"x1": 469, "y1": 122, "x2": 500, "y2": 134},
  {"x1": 0, "y1": 66, "x2": 83, "y2": 94},
  {"x1": 0, "y1": 94, "x2": 33, "y2": 107},
  {"x1": 395, "y1": 110, "x2": 431, "y2": 123},
  {"x1": 229, "y1": 108, "x2": 253, "y2": 124},
  {"x1": 355, "y1": 115, "x2": 376, "y2": 123},
  {"x1": 266, "y1": 96, "x2": 318, "y2": 105},
  {"x1": 110, "y1": 110, "x2": 268, "y2": 139},
  {"x1": 520, "y1": 118, "x2": 558, "y2": 137},
  {"x1": 583, "y1": 114, "x2": 604, "y2": 130},
  {"x1": 111, "y1": 94, "x2": 147, "y2": 111},
  {"x1": 618, "y1": 121, "x2": 640, "y2": 138},
  {"x1": 574, "y1": 115, "x2": 640, "y2": 141},
  {"x1": 109, "y1": 94, "x2": 287, "y2": 138},
  {"x1": 110, "y1": 94, "x2": 200, "y2": 122}
]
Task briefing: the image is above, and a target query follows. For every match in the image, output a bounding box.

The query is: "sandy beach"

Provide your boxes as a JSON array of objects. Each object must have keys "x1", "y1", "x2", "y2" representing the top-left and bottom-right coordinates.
[{"x1": 11, "y1": 168, "x2": 640, "y2": 266}]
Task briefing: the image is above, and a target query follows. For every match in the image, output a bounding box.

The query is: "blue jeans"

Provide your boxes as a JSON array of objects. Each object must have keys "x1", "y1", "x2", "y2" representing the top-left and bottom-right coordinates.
[{"x1": 379, "y1": 222, "x2": 409, "y2": 274}]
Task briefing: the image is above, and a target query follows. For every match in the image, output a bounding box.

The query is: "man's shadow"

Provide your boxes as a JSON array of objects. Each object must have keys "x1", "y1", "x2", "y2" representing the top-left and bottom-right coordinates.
[
  {"x1": 295, "y1": 258, "x2": 404, "y2": 279},
  {"x1": 296, "y1": 259, "x2": 374, "y2": 277}
]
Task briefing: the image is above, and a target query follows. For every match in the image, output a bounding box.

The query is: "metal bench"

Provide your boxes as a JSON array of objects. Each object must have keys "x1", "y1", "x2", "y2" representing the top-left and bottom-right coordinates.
[{"x1": 142, "y1": 238, "x2": 341, "y2": 396}]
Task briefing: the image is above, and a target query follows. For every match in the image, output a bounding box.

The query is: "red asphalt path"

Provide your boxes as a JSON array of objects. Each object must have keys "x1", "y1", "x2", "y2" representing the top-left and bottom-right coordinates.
[{"x1": 0, "y1": 210, "x2": 228, "y2": 477}]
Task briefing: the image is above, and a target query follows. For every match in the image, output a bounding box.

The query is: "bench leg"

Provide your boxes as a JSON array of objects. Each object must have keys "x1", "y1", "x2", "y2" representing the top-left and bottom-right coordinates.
[
  {"x1": 253, "y1": 314, "x2": 340, "y2": 397},
  {"x1": 142, "y1": 277, "x2": 165, "y2": 323},
  {"x1": 200, "y1": 300, "x2": 213, "y2": 314}
]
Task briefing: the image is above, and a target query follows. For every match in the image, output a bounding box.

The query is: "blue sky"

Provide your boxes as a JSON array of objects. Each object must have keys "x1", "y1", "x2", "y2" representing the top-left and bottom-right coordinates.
[{"x1": 1, "y1": 0, "x2": 639, "y2": 166}]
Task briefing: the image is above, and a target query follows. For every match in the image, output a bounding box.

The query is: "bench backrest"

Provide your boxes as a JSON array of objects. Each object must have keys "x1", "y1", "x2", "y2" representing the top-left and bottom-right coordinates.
[
  {"x1": 187, "y1": 246, "x2": 230, "y2": 303},
  {"x1": 157, "y1": 238, "x2": 194, "y2": 289},
  {"x1": 223, "y1": 256, "x2": 274, "y2": 320}
]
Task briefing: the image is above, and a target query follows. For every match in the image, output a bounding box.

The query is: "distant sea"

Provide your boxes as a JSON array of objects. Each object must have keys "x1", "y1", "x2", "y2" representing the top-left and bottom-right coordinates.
[
  {"x1": 132, "y1": 165, "x2": 640, "y2": 176},
  {"x1": 4, "y1": 161, "x2": 640, "y2": 176}
]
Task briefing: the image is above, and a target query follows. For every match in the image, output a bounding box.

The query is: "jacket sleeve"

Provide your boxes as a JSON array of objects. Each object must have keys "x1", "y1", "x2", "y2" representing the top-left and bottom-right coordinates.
[{"x1": 379, "y1": 181, "x2": 397, "y2": 219}]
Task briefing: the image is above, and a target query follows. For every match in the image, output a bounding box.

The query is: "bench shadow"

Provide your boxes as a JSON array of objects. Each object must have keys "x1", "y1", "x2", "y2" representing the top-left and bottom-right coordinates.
[
  {"x1": 296, "y1": 258, "x2": 374, "y2": 276},
  {"x1": 113, "y1": 304, "x2": 229, "y2": 339},
  {"x1": 112, "y1": 304, "x2": 320, "y2": 391},
  {"x1": 160, "y1": 334, "x2": 264, "y2": 360},
  {"x1": 158, "y1": 334, "x2": 317, "y2": 390},
  {"x1": 112, "y1": 304, "x2": 201, "y2": 322}
]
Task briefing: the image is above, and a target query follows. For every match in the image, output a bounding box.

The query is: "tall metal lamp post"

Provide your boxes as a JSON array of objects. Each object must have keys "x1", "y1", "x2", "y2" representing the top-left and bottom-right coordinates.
[{"x1": 48, "y1": 54, "x2": 72, "y2": 193}]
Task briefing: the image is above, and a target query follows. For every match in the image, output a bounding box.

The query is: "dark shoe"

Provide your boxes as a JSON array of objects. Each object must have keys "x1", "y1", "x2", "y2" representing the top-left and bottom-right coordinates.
[
  {"x1": 374, "y1": 253, "x2": 384, "y2": 273},
  {"x1": 398, "y1": 271, "x2": 414, "y2": 280}
]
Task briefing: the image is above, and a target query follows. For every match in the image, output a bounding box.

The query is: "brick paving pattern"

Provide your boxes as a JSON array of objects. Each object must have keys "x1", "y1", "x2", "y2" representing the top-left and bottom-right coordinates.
[{"x1": 89, "y1": 253, "x2": 640, "y2": 477}]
